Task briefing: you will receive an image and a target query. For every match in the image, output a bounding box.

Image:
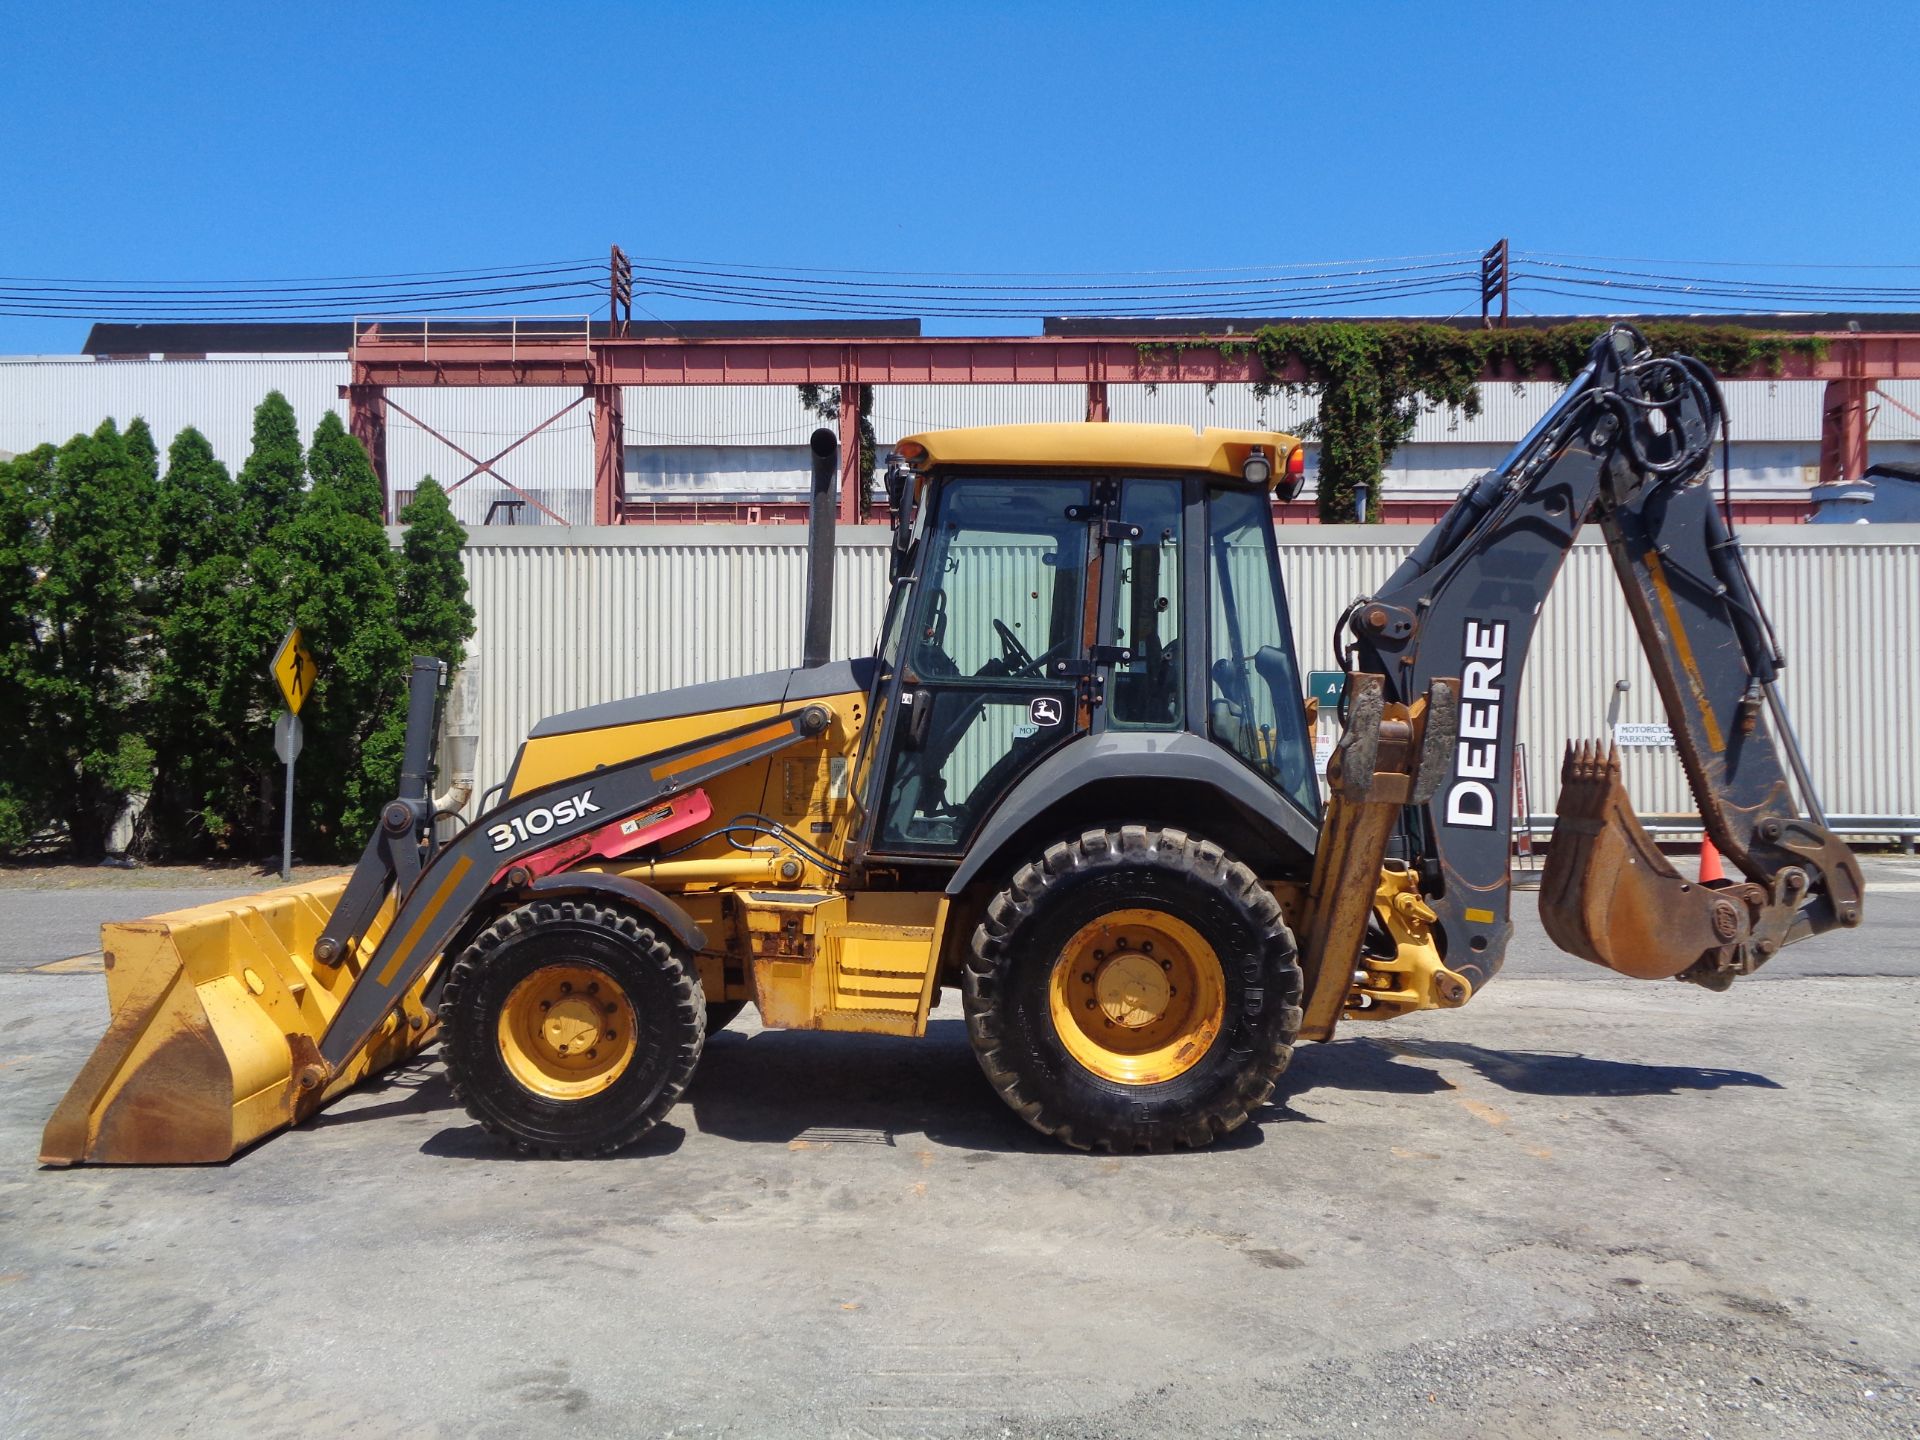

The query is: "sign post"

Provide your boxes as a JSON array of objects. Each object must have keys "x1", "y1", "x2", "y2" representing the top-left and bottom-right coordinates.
[{"x1": 269, "y1": 628, "x2": 317, "y2": 882}]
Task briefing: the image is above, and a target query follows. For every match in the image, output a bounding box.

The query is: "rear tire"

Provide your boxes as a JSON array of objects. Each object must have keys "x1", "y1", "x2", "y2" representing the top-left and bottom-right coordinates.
[
  {"x1": 964, "y1": 826, "x2": 1301, "y2": 1152},
  {"x1": 440, "y1": 900, "x2": 704, "y2": 1157}
]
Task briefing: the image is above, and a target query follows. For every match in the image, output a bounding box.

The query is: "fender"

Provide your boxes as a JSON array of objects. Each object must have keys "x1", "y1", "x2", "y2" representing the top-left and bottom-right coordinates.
[
  {"x1": 946, "y1": 731, "x2": 1321, "y2": 897},
  {"x1": 518, "y1": 870, "x2": 708, "y2": 955}
]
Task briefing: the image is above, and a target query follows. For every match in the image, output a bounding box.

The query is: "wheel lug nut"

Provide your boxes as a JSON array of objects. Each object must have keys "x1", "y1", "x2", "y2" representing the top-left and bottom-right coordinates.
[
  {"x1": 560, "y1": 982, "x2": 572, "y2": 994},
  {"x1": 1160, "y1": 959, "x2": 1172, "y2": 971},
  {"x1": 587, "y1": 1050, "x2": 598, "y2": 1061},
  {"x1": 1084, "y1": 999, "x2": 1096, "y2": 1010},
  {"x1": 604, "y1": 1003, "x2": 617, "y2": 1015},
  {"x1": 587, "y1": 982, "x2": 599, "y2": 995},
  {"x1": 539, "y1": 1000, "x2": 551, "y2": 1011},
  {"x1": 1141, "y1": 941, "x2": 1153, "y2": 954},
  {"x1": 604, "y1": 1029, "x2": 616, "y2": 1040},
  {"x1": 1080, "y1": 972, "x2": 1093, "y2": 984}
]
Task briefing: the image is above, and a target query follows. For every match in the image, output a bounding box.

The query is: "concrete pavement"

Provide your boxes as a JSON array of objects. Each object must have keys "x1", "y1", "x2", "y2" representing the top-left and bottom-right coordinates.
[{"x1": 1, "y1": 861, "x2": 1916, "y2": 1437}]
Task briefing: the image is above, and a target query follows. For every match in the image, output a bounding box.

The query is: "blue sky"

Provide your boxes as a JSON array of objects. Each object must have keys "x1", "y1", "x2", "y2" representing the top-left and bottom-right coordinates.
[{"x1": 1, "y1": 1, "x2": 1912, "y2": 351}]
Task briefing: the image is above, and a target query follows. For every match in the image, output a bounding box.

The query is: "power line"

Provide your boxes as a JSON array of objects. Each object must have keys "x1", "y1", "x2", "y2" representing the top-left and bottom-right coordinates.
[
  {"x1": 7, "y1": 245, "x2": 1920, "y2": 330},
  {"x1": 0, "y1": 280, "x2": 608, "y2": 314},
  {"x1": 0, "y1": 258, "x2": 603, "y2": 285},
  {"x1": 0, "y1": 293, "x2": 603, "y2": 321},
  {"x1": 1520, "y1": 249, "x2": 1920, "y2": 272},
  {"x1": 625, "y1": 256, "x2": 1477, "y2": 295},
  {"x1": 624, "y1": 249, "x2": 1484, "y2": 279}
]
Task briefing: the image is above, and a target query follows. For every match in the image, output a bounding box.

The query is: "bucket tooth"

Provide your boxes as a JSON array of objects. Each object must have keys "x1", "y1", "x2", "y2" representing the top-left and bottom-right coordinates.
[
  {"x1": 1539, "y1": 741, "x2": 1743, "y2": 980},
  {"x1": 40, "y1": 875, "x2": 437, "y2": 1166}
]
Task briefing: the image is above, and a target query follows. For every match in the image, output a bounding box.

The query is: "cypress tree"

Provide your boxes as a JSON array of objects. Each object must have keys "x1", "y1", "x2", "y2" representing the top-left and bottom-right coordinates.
[
  {"x1": 284, "y1": 412, "x2": 409, "y2": 853},
  {"x1": 220, "y1": 392, "x2": 307, "y2": 855},
  {"x1": 124, "y1": 416, "x2": 159, "y2": 485},
  {"x1": 397, "y1": 477, "x2": 475, "y2": 671},
  {"x1": 0, "y1": 448, "x2": 53, "y2": 852},
  {"x1": 24, "y1": 422, "x2": 157, "y2": 859},
  {"x1": 147, "y1": 427, "x2": 248, "y2": 855},
  {"x1": 236, "y1": 391, "x2": 304, "y2": 538}
]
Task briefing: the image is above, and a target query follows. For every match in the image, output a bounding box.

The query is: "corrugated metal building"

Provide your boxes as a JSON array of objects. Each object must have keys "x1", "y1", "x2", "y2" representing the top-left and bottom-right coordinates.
[
  {"x1": 7, "y1": 352, "x2": 1920, "y2": 523},
  {"x1": 454, "y1": 524, "x2": 1920, "y2": 831}
]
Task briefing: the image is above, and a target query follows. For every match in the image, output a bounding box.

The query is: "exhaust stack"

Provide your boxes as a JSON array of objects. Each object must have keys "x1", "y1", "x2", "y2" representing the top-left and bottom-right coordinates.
[{"x1": 803, "y1": 427, "x2": 838, "y2": 669}]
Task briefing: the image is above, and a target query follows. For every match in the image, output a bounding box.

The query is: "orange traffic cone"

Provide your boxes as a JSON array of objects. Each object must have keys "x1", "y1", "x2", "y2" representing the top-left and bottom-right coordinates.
[{"x1": 1698, "y1": 831, "x2": 1725, "y2": 883}]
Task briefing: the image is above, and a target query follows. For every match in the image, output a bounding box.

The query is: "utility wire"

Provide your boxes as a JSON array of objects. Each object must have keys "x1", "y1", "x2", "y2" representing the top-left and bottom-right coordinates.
[
  {"x1": 7, "y1": 247, "x2": 1920, "y2": 326},
  {"x1": 0, "y1": 293, "x2": 604, "y2": 321},
  {"x1": 624, "y1": 255, "x2": 1477, "y2": 294},
  {"x1": 1520, "y1": 249, "x2": 1920, "y2": 272},
  {"x1": 624, "y1": 249, "x2": 1484, "y2": 278},
  {"x1": 0, "y1": 258, "x2": 603, "y2": 284}
]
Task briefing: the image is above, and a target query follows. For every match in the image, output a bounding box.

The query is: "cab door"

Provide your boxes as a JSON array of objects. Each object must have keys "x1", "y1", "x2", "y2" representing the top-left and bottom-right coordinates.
[{"x1": 863, "y1": 475, "x2": 1092, "y2": 857}]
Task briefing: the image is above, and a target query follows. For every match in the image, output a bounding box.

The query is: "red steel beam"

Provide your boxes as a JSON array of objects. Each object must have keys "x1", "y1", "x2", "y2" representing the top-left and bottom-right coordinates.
[
  {"x1": 344, "y1": 383, "x2": 390, "y2": 519},
  {"x1": 837, "y1": 383, "x2": 864, "y2": 525},
  {"x1": 345, "y1": 328, "x2": 1920, "y2": 520},
  {"x1": 383, "y1": 394, "x2": 580, "y2": 526},
  {"x1": 590, "y1": 384, "x2": 624, "y2": 526},
  {"x1": 348, "y1": 337, "x2": 1292, "y2": 388},
  {"x1": 346, "y1": 331, "x2": 1920, "y2": 390}
]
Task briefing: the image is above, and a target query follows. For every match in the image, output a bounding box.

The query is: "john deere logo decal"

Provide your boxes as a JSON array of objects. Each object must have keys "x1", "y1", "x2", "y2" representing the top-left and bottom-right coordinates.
[{"x1": 1029, "y1": 696, "x2": 1063, "y2": 727}]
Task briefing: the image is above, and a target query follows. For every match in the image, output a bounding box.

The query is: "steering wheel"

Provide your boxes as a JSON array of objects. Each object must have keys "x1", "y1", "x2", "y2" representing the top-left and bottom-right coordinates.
[
  {"x1": 992, "y1": 618, "x2": 1036, "y2": 674},
  {"x1": 992, "y1": 619, "x2": 1073, "y2": 682}
]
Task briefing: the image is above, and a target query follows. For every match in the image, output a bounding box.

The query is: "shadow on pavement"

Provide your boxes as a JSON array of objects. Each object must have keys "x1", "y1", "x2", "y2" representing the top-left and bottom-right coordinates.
[
  {"x1": 309, "y1": 1017, "x2": 1293, "y2": 1158},
  {"x1": 419, "y1": 1120, "x2": 687, "y2": 1161},
  {"x1": 693, "y1": 1018, "x2": 1267, "y2": 1155},
  {"x1": 1281, "y1": 1036, "x2": 1780, "y2": 1101},
  {"x1": 305, "y1": 1051, "x2": 457, "y2": 1129}
]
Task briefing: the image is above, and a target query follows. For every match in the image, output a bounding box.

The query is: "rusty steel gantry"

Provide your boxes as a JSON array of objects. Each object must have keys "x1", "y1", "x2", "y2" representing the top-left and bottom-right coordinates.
[{"x1": 343, "y1": 314, "x2": 1920, "y2": 527}]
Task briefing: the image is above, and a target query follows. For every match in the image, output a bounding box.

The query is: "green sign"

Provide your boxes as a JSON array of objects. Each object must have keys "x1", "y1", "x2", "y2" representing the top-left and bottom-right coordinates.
[{"x1": 1307, "y1": 670, "x2": 1346, "y2": 708}]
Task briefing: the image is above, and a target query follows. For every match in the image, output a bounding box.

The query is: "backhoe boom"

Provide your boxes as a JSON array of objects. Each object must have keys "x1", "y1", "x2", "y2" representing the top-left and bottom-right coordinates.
[{"x1": 1344, "y1": 325, "x2": 1863, "y2": 990}]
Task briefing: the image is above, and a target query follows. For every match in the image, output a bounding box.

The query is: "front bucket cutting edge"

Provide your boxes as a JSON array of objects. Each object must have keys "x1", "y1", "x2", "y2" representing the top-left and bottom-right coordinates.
[
  {"x1": 40, "y1": 875, "x2": 438, "y2": 1165},
  {"x1": 1539, "y1": 742, "x2": 1747, "y2": 981}
]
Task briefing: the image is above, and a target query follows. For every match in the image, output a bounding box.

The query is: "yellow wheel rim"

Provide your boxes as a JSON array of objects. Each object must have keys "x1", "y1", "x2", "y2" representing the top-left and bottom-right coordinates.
[
  {"x1": 496, "y1": 963, "x2": 638, "y2": 1100},
  {"x1": 1047, "y1": 908, "x2": 1226, "y2": 1085}
]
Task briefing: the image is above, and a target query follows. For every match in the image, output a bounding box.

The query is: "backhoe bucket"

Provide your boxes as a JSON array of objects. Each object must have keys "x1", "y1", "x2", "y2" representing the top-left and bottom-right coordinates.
[
  {"x1": 1539, "y1": 742, "x2": 1746, "y2": 981},
  {"x1": 40, "y1": 875, "x2": 438, "y2": 1165}
]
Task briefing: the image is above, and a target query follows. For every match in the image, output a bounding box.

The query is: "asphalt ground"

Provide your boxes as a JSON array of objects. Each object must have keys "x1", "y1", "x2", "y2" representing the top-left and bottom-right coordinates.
[{"x1": 0, "y1": 858, "x2": 1916, "y2": 1438}]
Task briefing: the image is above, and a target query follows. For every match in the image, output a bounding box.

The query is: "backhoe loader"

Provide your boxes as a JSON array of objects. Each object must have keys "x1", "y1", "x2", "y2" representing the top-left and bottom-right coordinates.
[{"x1": 42, "y1": 325, "x2": 1864, "y2": 1163}]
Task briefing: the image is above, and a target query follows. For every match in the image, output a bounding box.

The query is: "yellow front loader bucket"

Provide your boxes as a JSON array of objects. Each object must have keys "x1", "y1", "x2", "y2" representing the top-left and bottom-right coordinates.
[{"x1": 40, "y1": 875, "x2": 439, "y2": 1165}]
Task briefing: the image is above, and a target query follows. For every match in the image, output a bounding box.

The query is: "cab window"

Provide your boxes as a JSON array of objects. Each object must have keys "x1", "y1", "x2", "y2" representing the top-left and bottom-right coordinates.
[
  {"x1": 1206, "y1": 486, "x2": 1317, "y2": 813},
  {"x1": 870, "y1": 478, "x2": 1089, "y2": 852},
  {"x1": 1107, "y1": 478, "x2": 1183, "y2": 730}
]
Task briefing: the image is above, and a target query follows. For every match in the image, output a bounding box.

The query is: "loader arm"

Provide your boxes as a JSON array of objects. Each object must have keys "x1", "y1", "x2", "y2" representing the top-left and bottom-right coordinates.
[
  {"x1": 314, "y1": 703, "x2": 834, "y2": 1073},
  {"x1": 1344, "y1": 324, "x2": 1863, "y2": 992}
]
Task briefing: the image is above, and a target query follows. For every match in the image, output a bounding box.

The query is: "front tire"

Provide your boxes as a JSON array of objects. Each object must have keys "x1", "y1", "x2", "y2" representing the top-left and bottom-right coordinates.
[
  {"x1": 964, "y1": 826, "x2": 1302, "y2": 1153},
  {"x1": 440, "y1": 900, "x2": 704, "y2": 1157}
]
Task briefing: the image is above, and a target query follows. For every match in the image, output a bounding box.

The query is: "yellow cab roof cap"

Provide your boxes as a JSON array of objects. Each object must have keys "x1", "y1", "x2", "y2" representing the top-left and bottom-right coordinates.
[{"x1": 895, "y1": 423, "x2": 1303, "y2": 486}]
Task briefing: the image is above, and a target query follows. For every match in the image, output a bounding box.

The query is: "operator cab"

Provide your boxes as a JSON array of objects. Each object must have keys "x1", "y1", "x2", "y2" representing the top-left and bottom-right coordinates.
[{"x1": 854, "y1": 423, "x2": 1318, "y2": 862}]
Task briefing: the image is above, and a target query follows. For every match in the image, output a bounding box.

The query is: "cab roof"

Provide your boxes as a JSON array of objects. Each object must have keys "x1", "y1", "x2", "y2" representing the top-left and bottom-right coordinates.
[{"x1": 895, "y1": 423, "x2": 1303, "y2": 484}]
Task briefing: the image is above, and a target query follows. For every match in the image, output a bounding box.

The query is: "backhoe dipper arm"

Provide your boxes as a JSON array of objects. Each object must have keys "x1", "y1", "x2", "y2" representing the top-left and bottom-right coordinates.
[{"x1": 1346, "y1": 326, "x2": 1862, "y2": 993}]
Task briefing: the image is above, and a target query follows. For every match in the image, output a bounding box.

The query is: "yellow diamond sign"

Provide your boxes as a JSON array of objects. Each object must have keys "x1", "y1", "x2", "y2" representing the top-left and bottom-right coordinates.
[{"x1": 271, "y1": 626, "x2": 318, "y2": 715}]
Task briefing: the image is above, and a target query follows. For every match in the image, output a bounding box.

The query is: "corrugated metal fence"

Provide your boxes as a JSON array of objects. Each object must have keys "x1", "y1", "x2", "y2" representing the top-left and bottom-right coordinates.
[{"x1": 458, "y1": 524, "x2": 1920, "y2": 828}]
